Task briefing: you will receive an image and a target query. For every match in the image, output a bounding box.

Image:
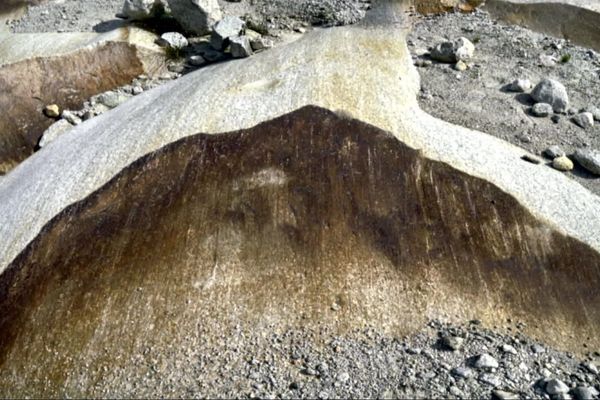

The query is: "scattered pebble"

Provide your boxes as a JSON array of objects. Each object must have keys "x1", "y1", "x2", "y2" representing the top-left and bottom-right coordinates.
[
  {"x1": 545, "y1": 378, "x2": 570, "y2": 395},
  {"x1": 544, "y1": 145, "x2": 565, "y2": 159},
  {"x1": 474, "y1": 354, "x2": 499, "y2": 369},
  {"x1": 574, "y1": 149, "x2": 600, "y2": 175},
  {"x1": 552, "y1": 156, "x2": 574, "y2": 172},
  {"x1": 572, "y1": 112, "x2": 595, "y2": 129},
  {"x1": 531, "y1": 102, "x2": 553, "y2": 117},
  {"x1": 44, "y1": 104, "x2": 60, "y2": 118},
  {"x1": 501, "y1": 344, "x2": 518, "y2": 355},
  {"x1": 61, "y1": 110, "x2": 82, "y2": 125},
  {"x1": 157, "y1": 32, "x2": 189, "y2": 50},
  {"x1": 441, "y1": 335, "x2": 464, "y2": 351},
  {"x1": 508, "y1": 78, "x2": 532, "y2": 93}
]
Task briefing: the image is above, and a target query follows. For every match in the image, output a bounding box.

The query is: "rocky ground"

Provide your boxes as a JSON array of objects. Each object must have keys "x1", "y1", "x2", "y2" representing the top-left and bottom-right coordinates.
[
  {"x1": 86, "y1": 320, "x2": 600, "y2": 399},
  {"x1": 8, "y1": 0, "x2": 371, "y2": 34},
  {"x1": 408, "y1": 8, "x2": 600, "y2": 195},
  {"x1": 2, "y1": 1, "x2": 600, "y2": 398}
]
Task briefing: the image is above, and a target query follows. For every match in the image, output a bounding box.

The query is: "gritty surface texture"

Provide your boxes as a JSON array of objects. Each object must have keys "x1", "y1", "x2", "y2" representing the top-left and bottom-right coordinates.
[
  {"x1": 9, "y1": 0, "x2": 371, "y2": 34},
  {"x1": 4, "y1": 320, "x2": 599, "y2": 398},
  {"x1": 1, "y1": 107, "x2": 599, "y2": 396},
  {"x1": 408, "y1": 9, "x2": 600, "y2": 195},
  {"x1": 1, "y1": 12, "x2": 600, "y2": 283}
]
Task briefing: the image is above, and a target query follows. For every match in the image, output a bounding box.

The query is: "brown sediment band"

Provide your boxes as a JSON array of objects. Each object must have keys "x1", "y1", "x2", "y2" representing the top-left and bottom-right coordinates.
[
  {"x1": 0, "y1": 41, "x2": 145, "y2": 174},
  {"x1": 0, "y1": 106, "x2": 598, "y2": 396}
]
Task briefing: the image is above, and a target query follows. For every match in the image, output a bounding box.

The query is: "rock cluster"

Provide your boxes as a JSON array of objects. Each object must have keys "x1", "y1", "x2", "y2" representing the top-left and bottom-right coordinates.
[
  {"x1": 531, "y1": 79, "x2": 569, "y2": 113},
  {"x1": 408, "y1": 9, "x2": 600, "y2": 194}
]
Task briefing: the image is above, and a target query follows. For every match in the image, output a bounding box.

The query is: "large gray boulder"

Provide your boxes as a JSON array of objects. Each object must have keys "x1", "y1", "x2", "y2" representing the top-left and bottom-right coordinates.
[
  {"x1": 531, "y1": 79, "x2": 569, "y2": 113},
  {"x1": 167, "y1": 0, "x2": 222, "y2": 36}
]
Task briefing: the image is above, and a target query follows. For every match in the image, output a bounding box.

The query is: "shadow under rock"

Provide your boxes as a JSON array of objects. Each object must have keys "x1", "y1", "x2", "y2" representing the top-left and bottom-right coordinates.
[
  {"x1": 570, "y1": 162, "x2": 600, "y2": 180},
  {"x1": 93, "y1": 19, "x2": 127, "y2": 33},
  {"x1": 515, "y1": 93, "x2": 535, "y2": 106}
]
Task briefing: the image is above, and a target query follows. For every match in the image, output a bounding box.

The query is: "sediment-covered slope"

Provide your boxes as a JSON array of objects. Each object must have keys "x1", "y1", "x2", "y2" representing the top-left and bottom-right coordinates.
[
  {"x1": 1, "y1": 2, "x2": 599, "y2": 277},
  {"x1": 0, "y1": 0, "x2": 599, "y2": 396},
  {"x1": 1, "y1": 106, "x2": 599, "y2": 396},
  {"x1": 0, "y1": 28, "x2": 165, "y2": 173}
]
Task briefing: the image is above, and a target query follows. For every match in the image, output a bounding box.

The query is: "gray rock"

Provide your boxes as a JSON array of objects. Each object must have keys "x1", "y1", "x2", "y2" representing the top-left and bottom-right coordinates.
[
  {"x1": 572, "y1": 112, "x2": 594, "y2": 129},
  {"x1": 430, "y1": 37, "x2": 475, "y2": 63},
  {"x1": 441, "y1": 335, "x2": 464, "y2": 351},
  {"x1": 44, "y1": 104, "x2": 60, "y2": 118},
  {"x1": 539, "y1": 54, "x2": 557, "y2": 67},
  {"x1": 203, "y1": 49, "x2": 226, "y2": 63},
  {"x1": 546, "y1": 379, "x2": 570, "y2": 395},
  {"x1": 61, "y1": 110, "x2": 82, "y2": 125},
  {"x1": 95, "y1": 91, "x2": 130, "y2": 109},
  {"x1": 167, "y1": 0, "x2": 222, "y2": 36},
  {"x1": 531, "y1": 344, "x2": 546, "y2": 354},
  {"x1": 582, "y1": 361, "x2": 598, "y2": 374},
  {"x1": 582, "y1": 106, "x2": 600, "y2": 121},
  {"x1": 452, "y1": 366, "x2": 474, "y2": 379},
  {"x1": 414, "y1": 59, "x2": 433, "y2": 68},
  {"x1": 571, "y1": 386, "x2": 600, "y2": 400},
  {"x1": 250, "y1": 37, "x2": 273, "y2": 52},
  {"x1": 508, "y1": 79, "x2": 532, "y2": 93},
  {"x1": 552, "y1": 156, "x2": 574, "y2": 172},
  {"x1": 39, "y1": 119, "x2": 73, "y2": 148},
  {"x1": 157, "y1": 32, "x2": 188, "y2": 50},
  {"x1": 132, "y1": 86, "x2": 144, "y2": 96},
  {"x1": 501, "y1": 344, "x2": 518, "y2": 355},
  {"x1": 532, "y1": 103, "x2": 553, "y2": 117},
  {"x1": 492, "y1": 390, "x2": 520, "y2": 400},
  {"x1": 480, "y1": 373, "x2": 502, "y2": 387},
  {"x1": 211, "y1": 16, "x2": 245, "y2": 50},
  {"x1": 544, "y1": 145, "x2": 566, "y2": 159},
  {"x1": 474, "y1": 354, "x2": 499, "y2": 369},
  {"x1": 448, "y1": 386, "x2": 462, "y2": 396},
  {"x1": 230, "y1": 36, "x2": 253, "y2": 58},
  {"x1": 407, "y1": 347, "x2": 422, "y2": 355},
  {"x1": 574, "y1": 149, "x2": 600, "y2": 175},
  {"x1": 121, "y1": 0, "x2": 165, "y2": 20},
  {"x1": 336, "y1": 372, "x2": 350, "y2": 383},
  {"x1": 531, "y1": 79, "x2": 569, "y2": 113}
]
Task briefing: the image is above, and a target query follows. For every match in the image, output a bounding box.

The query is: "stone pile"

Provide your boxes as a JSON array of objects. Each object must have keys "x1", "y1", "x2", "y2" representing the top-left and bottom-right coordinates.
[{"x1": 503, "y1": 77, "x2": 599, "y2": 176}]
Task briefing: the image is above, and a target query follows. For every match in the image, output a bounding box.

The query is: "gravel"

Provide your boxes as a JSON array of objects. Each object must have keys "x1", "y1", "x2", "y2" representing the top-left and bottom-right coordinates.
[
  {"x1": 408, "y1": 8, "x2": 600, "y2": 196},
  {"x1": 52, "y1": 318, "x2": 598, "y2": 398},
  {"x1": 10, "y1": 0, "x2": 371, "y2": 34}
]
